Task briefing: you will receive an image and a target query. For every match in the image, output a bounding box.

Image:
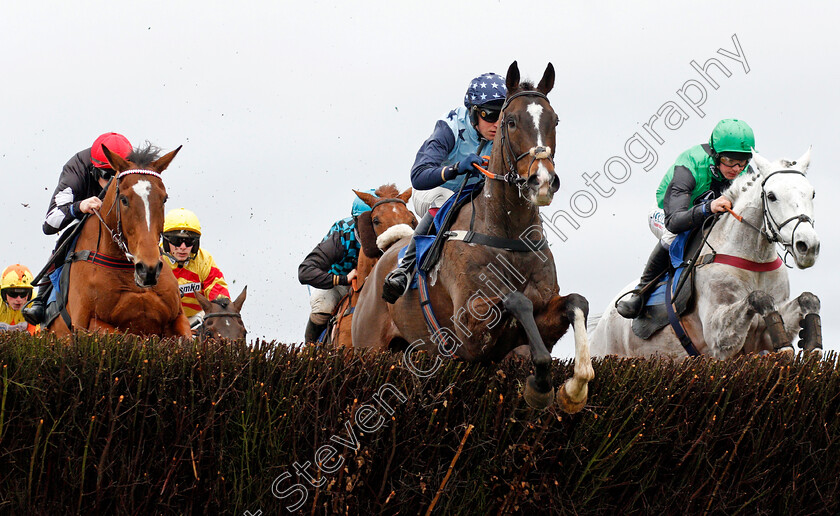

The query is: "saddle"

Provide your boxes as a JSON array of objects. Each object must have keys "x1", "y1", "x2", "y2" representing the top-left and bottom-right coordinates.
[{"x1": 631, "y1": 227, "x2": 708, "y2": 340}]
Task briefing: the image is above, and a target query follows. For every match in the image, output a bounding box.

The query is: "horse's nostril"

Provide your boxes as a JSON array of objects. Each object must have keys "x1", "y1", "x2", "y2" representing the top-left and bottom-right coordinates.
[
  {"x1": 796, "y1": 241, "x2": 808, "y2": 254},
  {"x1": 527, "y1": 175, "x2": 540, "y2": 189},
  {"x1": 550, "y1": 174, "x2": 560, "y2": 193}
]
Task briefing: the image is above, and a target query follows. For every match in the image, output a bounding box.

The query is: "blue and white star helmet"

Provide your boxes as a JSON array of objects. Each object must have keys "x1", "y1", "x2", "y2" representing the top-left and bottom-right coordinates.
[{"x1": 464, "y1": 72, "x2": 507, "y2": 109}]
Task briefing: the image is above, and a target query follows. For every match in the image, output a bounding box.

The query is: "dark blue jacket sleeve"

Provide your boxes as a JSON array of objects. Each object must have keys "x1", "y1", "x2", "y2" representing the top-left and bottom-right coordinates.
[{"x1": 410, "y1": 121, "x2": 456, "y2": 190}]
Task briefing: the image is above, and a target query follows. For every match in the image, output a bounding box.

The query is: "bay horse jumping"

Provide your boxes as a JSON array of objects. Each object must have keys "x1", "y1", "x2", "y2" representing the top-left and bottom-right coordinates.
[
  {"x1": 352, "y1": 62, "x2": 594, "y2": 412},
  {"x1": 195, "y1": 287, "x2": 248, "y2": 341},
  {"x1": 331, "y1": 185, "x2": 416, "y2": 348},
  {"x1": 47, "y1": 144, "x2": 191, "y2": 338},
  {"x1": 591, "y1": 149, "x2": 821, "y2": 359}
]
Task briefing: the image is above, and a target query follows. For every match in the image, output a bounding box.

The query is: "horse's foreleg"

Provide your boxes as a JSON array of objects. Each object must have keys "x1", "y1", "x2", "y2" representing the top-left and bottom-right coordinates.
[
  {"x1": 502, "y1": 292, "x2": 554, "y2": 409},
  {"x1": 89, "y1": 318, "x2": 118, "y2": 334},
  {"x1": 169, "y1": 313, "x2": 192, "y2": 339},
  {"x1": 779, "y1": 292, "x2": 822, "y2": 353},
  {"x1": 704, "y1": 290, "x2": 791, "y2": 358},
  {"x1": 555, "y1": 294, "x2": 593, "y2": 414}
]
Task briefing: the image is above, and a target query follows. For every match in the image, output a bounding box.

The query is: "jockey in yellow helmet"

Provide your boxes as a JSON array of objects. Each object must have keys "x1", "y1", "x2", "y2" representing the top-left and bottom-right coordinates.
[
  {"x1": 1, "y1": 264, "x2": 38, "y2": 334},
  {"x1": 161, "y1": 208, "x2": 231, "y2": 329}
]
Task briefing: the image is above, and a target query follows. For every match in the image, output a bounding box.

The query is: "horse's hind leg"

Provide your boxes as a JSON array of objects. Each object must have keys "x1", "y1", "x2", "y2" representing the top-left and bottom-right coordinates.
[
  {"x1": 779, "y1": 292, "x2": 822, "y2": 353},
  {"x1": 503, "y1": 292, "x2": 555, "y2": 409}
]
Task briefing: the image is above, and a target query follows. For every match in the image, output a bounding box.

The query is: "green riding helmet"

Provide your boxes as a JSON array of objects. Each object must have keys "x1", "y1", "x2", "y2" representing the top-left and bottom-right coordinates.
[{"x1": 709, "y1": 118, "x2": 755, "y2": 156}]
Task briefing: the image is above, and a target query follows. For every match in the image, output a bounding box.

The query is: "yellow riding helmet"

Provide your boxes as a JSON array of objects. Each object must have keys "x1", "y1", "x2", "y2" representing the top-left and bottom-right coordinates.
[
  {"x1": 163, "y1": 208, "x2": 202, "y2": 236},
  {"x1": 1, "y1": 264, "x2": 34, "y2": 290}
]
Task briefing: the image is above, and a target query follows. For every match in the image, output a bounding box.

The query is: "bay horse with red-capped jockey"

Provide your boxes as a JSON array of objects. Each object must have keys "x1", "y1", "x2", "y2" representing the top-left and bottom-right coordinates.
[
  {"x1": 47, "y1": 144, "x2": 192, "y2": 338},
  {"x1": 352, "y1": 62, "x2": 594, "y2": 412}
]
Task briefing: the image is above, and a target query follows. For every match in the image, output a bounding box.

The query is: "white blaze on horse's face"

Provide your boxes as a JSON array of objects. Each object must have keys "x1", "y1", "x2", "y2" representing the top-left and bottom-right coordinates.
[
  {"x1": 132, "y1": 180, "x2": 153, "y2": 231},
  {"x1": 524, "y1": 102, "x2": 556, "y2": 206}
]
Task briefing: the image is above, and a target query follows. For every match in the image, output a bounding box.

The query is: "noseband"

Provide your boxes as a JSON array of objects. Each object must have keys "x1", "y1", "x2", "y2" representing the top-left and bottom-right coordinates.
[
  {"x1": 759, "y1": 170, "x2": 815, "y2": 249},
  {"x1": 496, "y1": 90, "x2": 555, "y2": 188},
  {"x1": 94, "y1": 169, "x2": 163, "y2": 263}
]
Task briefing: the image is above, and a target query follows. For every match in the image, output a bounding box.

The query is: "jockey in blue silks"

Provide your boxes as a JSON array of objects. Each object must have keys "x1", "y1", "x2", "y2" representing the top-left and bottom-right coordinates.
[{"x1": 382, "y1": 72, "x2": 507, "y2": 303}]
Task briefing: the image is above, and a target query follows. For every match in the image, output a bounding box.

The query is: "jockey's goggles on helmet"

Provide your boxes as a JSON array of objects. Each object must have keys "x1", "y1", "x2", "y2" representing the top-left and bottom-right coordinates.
[
  {"x1": 719, "y1": 155, "x2": 749, "y2": 169},
  {"x1": 98, "y1": 168, "x2": 115, "y2": 181},
  {"x1": 3, "y1": 288, "x2": 31, "y2": 300},
  {"x1": 167, "y1": 235, "x2": 199, "y2": 248},
  {"x1": 478, "y1": 107, "x2": 501, "y2": 123}
]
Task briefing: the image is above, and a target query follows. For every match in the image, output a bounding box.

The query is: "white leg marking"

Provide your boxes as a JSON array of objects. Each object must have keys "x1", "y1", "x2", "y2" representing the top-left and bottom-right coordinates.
[
  {"x1": 132, "y1": 180, "x2": 153, "y2": 231},
  {"x1": 564, "y1": 307, "x2": 594, "y2": 402}
]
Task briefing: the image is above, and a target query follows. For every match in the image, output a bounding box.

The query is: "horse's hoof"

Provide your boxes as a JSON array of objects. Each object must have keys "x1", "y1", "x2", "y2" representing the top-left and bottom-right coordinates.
[
  {"x1": 523, "y1": 375, "x2": 555, "y2": 410},
  {"x1": 774, "y1": 346, "x2": 795, "y2": 363},
  {"x1": 557, "y1": 384, "x2": 587, "y2": 414}
]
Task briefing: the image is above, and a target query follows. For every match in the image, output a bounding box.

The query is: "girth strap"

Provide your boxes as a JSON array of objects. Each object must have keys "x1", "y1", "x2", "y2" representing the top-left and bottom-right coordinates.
[
  {"x1": 442, "y1": 230, "x2": 548, "y2": 252},
  {"x1": 665, "y1": 273, "x2": 700, "y2": 357}
]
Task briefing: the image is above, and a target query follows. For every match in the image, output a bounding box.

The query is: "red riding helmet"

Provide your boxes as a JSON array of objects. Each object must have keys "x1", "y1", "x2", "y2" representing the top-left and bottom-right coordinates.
[{"x1": 90, "y1": 132, "x2": 132, "y2": 169}]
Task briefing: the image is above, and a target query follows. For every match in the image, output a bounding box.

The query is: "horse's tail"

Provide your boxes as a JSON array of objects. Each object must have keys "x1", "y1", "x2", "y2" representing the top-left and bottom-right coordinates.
[{"x1": 586, "y1": 312, "x2": 603, "y2": 335}]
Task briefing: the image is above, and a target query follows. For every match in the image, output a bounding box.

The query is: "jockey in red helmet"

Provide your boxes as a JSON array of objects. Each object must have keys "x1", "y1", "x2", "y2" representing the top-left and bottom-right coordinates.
[{"x1": 22, "y1": 132, "x2": 134, "y2": 325}]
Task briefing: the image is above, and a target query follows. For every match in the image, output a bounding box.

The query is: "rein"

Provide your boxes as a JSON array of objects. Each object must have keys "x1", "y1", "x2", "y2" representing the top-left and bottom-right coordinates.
[{"x1": 92, "y1": 169, "x2": 163, "y2": 264}]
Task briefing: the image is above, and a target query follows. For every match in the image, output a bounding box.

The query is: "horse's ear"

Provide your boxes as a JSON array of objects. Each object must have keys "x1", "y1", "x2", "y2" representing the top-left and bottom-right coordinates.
[
  {"x1": 101, "y1": 144, "x2": 131, "y2": 173},
  {"x1": 150, "y1": 145, "x2": 182, "y2": 173},
  {"x1": 398, "y1": 187, "x2": 412, "y2": 204},
  {"x1": 195, "y1": 291, "x2": 213, "y2": 313},
  {"x1": 750, "y1": 150, "x2": 773, "y2": 176},
  {"x1": 793, "y1": 146, "x2": 812, "y2": 174},
  {"x1": 232, "y1": 286, "x2": 247, "y2": 313},
  {"x1": 506, "y1": 61, "x2": 520, "y2": 93},
  {"x1": 537, "y1": 63, "x2": 555, "y2": 95},
  {"x1": 353, "y1": 189, "x2": 378, "y2": 208}
]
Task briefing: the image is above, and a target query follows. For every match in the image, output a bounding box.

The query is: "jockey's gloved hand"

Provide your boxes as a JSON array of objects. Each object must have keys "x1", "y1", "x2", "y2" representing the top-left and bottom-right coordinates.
[{"x1": 457, "y1": 153, "x2": 483, "y2": 176}]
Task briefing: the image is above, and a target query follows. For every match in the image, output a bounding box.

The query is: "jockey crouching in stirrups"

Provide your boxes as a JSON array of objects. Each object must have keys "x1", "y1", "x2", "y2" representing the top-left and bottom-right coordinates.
[
  {"x1": 161, "y1": 208, "x2": 231, "y2": 331},
  {"x1": 298, "y1": 195, "x2": 376, "y2": 344},
  {"x1": 381, "y1": 72, "x2": 506, "y2": 303},
  {"x1": 616, "y1": 119, "x2": 756, "y2": 318}
]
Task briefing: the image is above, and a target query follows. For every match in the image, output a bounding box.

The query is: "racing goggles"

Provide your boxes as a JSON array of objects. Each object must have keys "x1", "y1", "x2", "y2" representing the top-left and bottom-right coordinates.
[
  {"x1": 478, "y1": 106, "x2": 501, "y2": 123},
  {"x1": 167, "y1": 235, "x2": 199, "y2": 248},
  {"x1": 719, "y1": 156, "x2": 749, "y2": 169},
  {"x1": 3, "y1": 288, "x2": 31, "y2": 299}
]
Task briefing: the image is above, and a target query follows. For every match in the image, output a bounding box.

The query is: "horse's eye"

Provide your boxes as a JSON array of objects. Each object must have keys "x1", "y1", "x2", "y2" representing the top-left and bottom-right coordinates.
[
  {"x1": 120, "y1": 195, "x2": 129, "y2": 206},
  {"x1": 507, "y1": 117, "x2": 516, "y2": 129},
  {"x1": 163, "y1": 195, "x2": 169, "y2": 203},
  {"x1": 812, "y1": 191, "x2": 816, "y2": 199},
  {"x1": 372, "y1": 217, "x2": 380, "y2": 226},
  {"x1": 554, "y1": 116, "x2": 559, "y2": 127},
  {"x1": 767, "y1": 192, "x2": 777, "y2": 202}
]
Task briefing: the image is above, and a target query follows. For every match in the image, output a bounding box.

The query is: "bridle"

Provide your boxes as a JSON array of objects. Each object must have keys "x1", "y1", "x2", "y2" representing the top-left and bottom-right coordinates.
[
  {"x1": 93, "y1": 169, "x2": 163, "y2": 263},
  {"x1": 495, "y1": 90, "x2": 555, "y2": 190},
  {"x1": 727, "y1": 169, "x2": 815, "y2": 263}
]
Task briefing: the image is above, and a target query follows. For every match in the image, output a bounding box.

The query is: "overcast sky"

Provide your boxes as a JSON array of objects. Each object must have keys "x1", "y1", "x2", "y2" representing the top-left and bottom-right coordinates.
[{"x1": 2, "y1": 1, "x2": 838, "y2": 356}]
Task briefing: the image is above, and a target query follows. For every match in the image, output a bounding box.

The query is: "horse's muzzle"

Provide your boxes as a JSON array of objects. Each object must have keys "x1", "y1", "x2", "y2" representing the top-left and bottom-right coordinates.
[
  {"x1": 135, "y1": 260, "x2": 163, "y2": 287},
  {"x1": 526, "y1": 168, "x2": 560, "y2": 206}
]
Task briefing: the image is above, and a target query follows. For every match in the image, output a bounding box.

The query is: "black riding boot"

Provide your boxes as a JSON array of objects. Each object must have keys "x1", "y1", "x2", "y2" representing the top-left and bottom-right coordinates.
[
  {"x1": 616, "y1": 243, "x2": 672, "y2": 319},
  {"x1": 304, "y1": 314, "x2": 330, "y2": 344},
  {"x1": 22, "y1": 282, "x2": 52, "y2": 325},
  {"x1": 382, "y1": 211, "x2": 435, "y2": 304}
]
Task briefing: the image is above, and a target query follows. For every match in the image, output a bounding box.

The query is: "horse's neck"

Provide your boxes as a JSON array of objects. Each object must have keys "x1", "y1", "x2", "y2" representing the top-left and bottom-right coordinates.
[
  {"x1": 471, "y1": 178, "x2": 541, "y2": 236},
  {"x1": 707, "y1": 196, "x2": 776, "y2": 262},
  {"x1": 77, "y1": 191, "x2": 123, "y2": 257}
]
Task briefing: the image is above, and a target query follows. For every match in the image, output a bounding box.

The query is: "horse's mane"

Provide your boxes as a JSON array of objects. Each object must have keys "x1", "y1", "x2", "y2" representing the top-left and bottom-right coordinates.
[
  {"x1": 724, "y1": 170, "x2": 760, "y2": 204},
  {"x1": 515, "y1": 81, "x2": 536, "y2": 92},
  {"x1": 128, "y1": 141, "x2": 162, "y2": 167},
  {"x1": 374, "y1": 184, "x2": 400, "y2": 199},
  {"x1": 211, "y1": 297, "x2": 231, "y2": 310}
]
